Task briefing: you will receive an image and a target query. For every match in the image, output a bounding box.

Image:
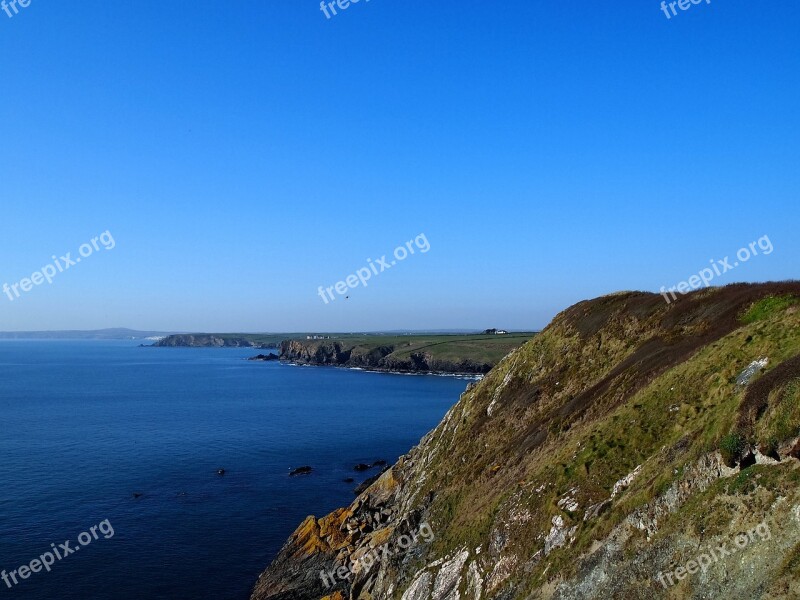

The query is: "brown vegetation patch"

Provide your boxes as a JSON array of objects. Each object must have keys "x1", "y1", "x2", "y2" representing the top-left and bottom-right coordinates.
[{"x1": 518, "y1": 283, "x2": 800, "y2": 455}]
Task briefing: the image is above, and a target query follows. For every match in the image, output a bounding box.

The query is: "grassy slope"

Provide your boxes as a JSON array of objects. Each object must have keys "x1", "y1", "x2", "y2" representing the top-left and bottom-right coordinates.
[
  {"x1": 403, "y1": 284, "x2": 800, "y2": 597},
  {"x1": 249, "y1": 284, "x2": 800, "y2": 600}
]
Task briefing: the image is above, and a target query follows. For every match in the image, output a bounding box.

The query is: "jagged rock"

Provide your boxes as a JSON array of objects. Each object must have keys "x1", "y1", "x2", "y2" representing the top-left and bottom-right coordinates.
[
  {"x1": 465, "y1": 560, "x2": 484, "y2": 600},
  {"x1": 557, "y1": 488, "x2": 580, "y2": 512},
  {"x1": 544, "y1": 515, "x2": 577, "y2": 555},
  {"x1": 583, "y1": 500, "x2": 610, "y2": 521},
  {"x1": 610, "y1": 464, "x2": 641, "y2": 499},
  {"x1": 401, "y1": 571, "x2": 432, "y2": 600},
  {"x1": 248, "y1": 354, "x2": 280, "y2": 361},
  {"x1": 736, "y1": 357, "x2": 769, "y2": 386},
  {"x1": 432, "y1": 550, "x2": 470, "y2": 600}
]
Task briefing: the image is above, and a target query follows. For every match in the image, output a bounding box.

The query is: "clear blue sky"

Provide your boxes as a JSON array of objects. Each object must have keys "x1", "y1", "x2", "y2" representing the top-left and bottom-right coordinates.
[{"x1": 1, "y1": 0, "x2": 797, "y2": 332}]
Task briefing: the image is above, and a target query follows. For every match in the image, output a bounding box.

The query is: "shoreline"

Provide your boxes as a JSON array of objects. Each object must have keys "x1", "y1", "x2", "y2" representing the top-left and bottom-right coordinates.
[{"x1": 276, "y1": 359, "x2": 485, "y2": 380}]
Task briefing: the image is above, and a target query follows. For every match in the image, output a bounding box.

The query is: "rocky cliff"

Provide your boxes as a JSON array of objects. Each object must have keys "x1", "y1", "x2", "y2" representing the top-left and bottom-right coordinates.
[
  {"x1": 251, "y1": 283, "x2": 800, "y2": 600},
  {"x1": 279, "y1": 340, "x2": 494, "y2": 375}
]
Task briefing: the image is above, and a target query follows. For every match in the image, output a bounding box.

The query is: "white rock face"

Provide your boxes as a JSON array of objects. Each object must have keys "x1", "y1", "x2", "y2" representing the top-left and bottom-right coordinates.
[
  {"x1": 558, "y1": 488, "x2": 580, "y2": 512},
  {"x1": 402, "y1": 571, "x2": 433, "y2": 600},
  {"x1": 432, "y1": 549, "x2": 470, "y2": 600},
  {"x1": 544, "y1": 515, "x2": 577, "y2": 555},
  {"x1": 754, "y1": 448, "x2": 781, "y2": 465},
  {"x1": 466, "y1": 561, "x2": 484, "y2": 600},
  {"x1": 611, "y1": 465, "x2": 642, "y2": 499},
  {"x1": 736, "y1": 357, "x2": 769, "y2": 386},
  {"x1": 485, "y1": 554, "x2": 518, "y2": 593},
  {"x1": 487, "y1": 358, "x2": 521, "y2": 417}
]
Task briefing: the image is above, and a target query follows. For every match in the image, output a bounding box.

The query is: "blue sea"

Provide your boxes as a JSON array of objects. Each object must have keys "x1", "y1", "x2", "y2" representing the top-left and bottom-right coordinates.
[{"x1": 0, "y1": 341, "x2": 468, "y2": 599}]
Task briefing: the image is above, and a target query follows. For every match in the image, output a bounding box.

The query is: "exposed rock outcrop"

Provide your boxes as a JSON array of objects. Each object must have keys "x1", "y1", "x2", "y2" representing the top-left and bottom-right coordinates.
[
  {"x1": 278, "y1": 340, "x2": 493, "y2": 375},
  {"x1": 249, "y1": 354, "x2": 281, "y2": 361}
]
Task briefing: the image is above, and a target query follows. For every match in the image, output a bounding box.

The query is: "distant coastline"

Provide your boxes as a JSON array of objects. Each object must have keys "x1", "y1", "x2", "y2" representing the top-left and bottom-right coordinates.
[
  {"x1": 152, "y1": 332, "x2": 536, "y2": 376},
  {"x1": 0, "y1": 328, "x2": 173, "y2": 340},
  {"x1": 152, "y1": 334, "x2": 279, "y2": 349},
  {"x1": 279, "y1": 360, "x2": 485, "y2": 379}
]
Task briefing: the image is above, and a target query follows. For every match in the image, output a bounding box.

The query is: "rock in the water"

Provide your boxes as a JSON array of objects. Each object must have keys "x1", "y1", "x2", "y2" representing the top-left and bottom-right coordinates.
[
  {"x1": 354, "y1": 463, "x2": 371, "y2": 472},
  {"x1": 248, "y1": 354, "x2": 280, "y2": 362},
  {"x1": 289, "y1": 466, "x2": 313, "y2": 477}
]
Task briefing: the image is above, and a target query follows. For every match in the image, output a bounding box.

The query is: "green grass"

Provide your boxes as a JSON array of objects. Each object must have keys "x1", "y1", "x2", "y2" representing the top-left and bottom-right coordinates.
[
  {"x1": 720, "y1": 432, "x2": 747, "y2": 467},
  {"x1": 725, "y1": 465, "x2": 760, "y2": 495},
  {"x1": 756, "y1": 378, "x2": 800, "y2": 452},
  {"x1": 385, "y1": 334, "x2": 535, "y2": 363},
  {"x1": 741, "y1": 295, "x2": 799, "y2": 324}
]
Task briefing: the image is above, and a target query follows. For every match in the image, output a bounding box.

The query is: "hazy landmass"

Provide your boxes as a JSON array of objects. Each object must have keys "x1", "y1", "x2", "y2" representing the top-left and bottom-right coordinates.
[{"x1": 0, "y1": 328, "x2": 173, "y2": 340}]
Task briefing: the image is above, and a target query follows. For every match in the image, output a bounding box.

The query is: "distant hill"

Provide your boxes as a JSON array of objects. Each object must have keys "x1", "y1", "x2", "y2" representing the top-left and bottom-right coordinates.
[{"x1": 153, "y1": 334, "x2": 284, "y2": 348}]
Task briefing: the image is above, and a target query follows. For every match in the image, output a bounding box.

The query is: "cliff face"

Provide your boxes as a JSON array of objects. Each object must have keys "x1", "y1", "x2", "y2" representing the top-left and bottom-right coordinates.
[
  {"x1": 252, "y1": 283, "x2": 800, "y2": 600},
  {"x1": 279, "y1": 340, "x2": 494, "y2": 375}
]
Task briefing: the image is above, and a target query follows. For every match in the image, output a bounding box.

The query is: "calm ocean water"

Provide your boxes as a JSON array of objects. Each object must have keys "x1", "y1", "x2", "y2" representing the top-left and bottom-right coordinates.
[{"x1": 0, "y1": 341, "x2": 468, "y2": 599}]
